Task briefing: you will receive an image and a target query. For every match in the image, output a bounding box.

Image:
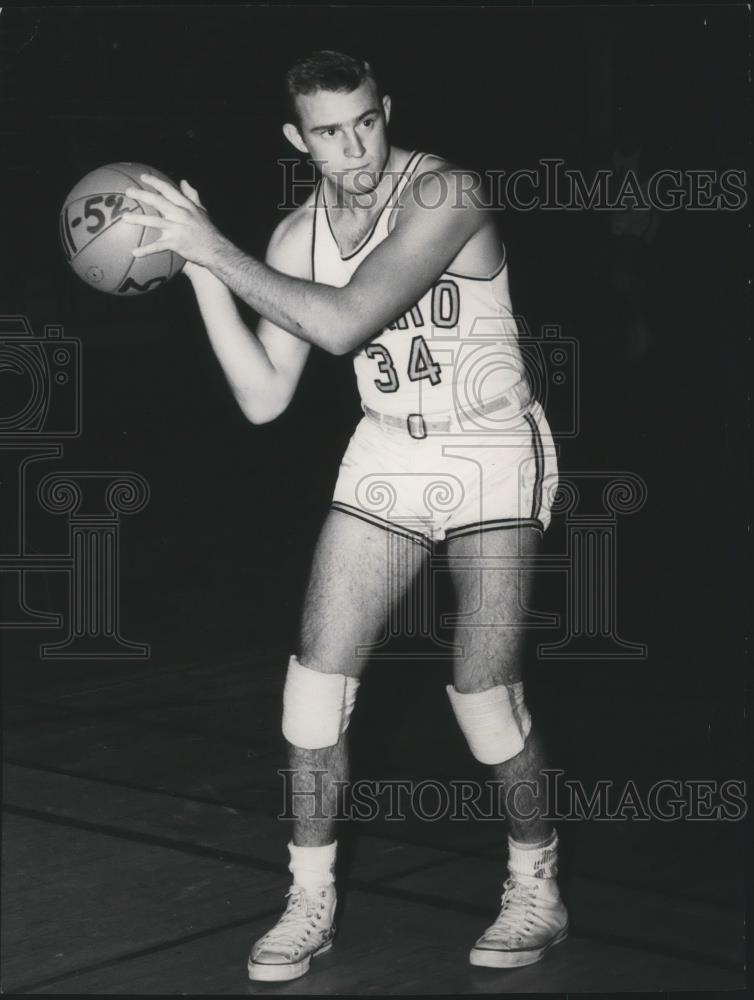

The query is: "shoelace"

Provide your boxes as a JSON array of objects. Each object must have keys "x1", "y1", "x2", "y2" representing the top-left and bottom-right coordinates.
[
  {"x1": 258, "y1": 887, "x2": 327, "y2": 957},
  {"x1": 485, "y1": 876, "x2": 539, "y2": 943}
]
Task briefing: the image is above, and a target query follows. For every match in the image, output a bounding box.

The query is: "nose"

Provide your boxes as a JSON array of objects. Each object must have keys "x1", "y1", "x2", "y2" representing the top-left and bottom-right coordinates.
[{"x1": 344, "y1": 128, "x2": 365, "y2": 160}]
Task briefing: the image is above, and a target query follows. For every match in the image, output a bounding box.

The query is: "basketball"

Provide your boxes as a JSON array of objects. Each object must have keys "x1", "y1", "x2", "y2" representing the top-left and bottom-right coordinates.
[{"x1": 59, "y1": 163, "x2": 185, "y2": 295}]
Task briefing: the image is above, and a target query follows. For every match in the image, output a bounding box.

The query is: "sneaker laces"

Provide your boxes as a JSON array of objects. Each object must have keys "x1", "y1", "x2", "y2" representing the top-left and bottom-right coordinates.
[
  {"x1": 485, "y1": 876, "x2": 539, "y2": 944},
  {"x1": 257, "y1": 887, "x2": 328, "y2": 957}
]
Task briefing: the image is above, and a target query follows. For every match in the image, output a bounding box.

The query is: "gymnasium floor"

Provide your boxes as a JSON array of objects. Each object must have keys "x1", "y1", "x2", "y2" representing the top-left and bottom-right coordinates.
[{"x1": 1, "y1": 648, "x2": 746, "y2": 994}]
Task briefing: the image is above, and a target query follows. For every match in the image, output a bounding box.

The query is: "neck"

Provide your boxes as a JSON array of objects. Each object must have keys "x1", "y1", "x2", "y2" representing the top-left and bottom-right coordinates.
[{"x1": 325, "y1": 146, "x2": 403, "y2": 214}]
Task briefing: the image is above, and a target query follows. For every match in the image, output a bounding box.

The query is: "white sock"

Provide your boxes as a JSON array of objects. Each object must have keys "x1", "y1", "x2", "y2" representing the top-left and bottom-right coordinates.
[
  {"x1": 508, "y1": 828, "x2": 559, "y2": 879},
  {"x1": 288, "y1": 840, "x2": 337, "y2": 892}
]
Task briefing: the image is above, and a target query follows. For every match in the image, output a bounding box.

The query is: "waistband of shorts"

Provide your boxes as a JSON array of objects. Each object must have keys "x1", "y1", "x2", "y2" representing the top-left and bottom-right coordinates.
[{"x1": 362, "y1": 379, "x2": 533, "y2": 438}]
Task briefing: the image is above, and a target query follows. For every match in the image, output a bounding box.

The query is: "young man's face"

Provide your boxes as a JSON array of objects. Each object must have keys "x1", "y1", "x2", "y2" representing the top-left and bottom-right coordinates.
[{"x1": 285, "y1": 78, "x2": 391, "y2": 195}]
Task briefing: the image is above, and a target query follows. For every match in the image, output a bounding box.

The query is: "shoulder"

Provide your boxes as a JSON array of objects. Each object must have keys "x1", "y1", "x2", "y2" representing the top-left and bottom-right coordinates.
[
  {"x1": 388, "y1": 152, "x2": 489, "y2": 242},
  {"x1": 402, "y1": 152, "x2": 489, "y2": 215},
  {"x1": 266, "y1": 187, "x2": 318, "y2": 274}
]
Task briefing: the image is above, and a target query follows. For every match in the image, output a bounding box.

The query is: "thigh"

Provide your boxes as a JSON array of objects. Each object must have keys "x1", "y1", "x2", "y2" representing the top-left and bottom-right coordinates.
[
  {"x1": 446, "y1": 525, "x2": 540, "y2": 692},
  {"x1": 298, "y1": 508, "x2": 429, "y2": 677}
]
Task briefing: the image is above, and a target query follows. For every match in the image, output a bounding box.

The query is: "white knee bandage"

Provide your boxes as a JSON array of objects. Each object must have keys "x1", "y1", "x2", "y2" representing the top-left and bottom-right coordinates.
[
  {"x1": 282, "y1": 655, "x2": 360, "y2": 750},
  {"x1": 446, "y1": 681, "x2": 532, "y2": 765}
]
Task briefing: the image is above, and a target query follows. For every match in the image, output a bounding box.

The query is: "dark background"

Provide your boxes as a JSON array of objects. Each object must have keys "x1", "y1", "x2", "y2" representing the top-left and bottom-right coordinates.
[{"x1": 1, "y1": 4, "x2": 750, "y2": 905}]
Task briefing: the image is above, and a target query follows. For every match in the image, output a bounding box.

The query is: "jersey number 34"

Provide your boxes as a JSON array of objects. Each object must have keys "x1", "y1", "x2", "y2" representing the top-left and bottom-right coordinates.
[{"x1": 365, "y1": 335, "x2": 442, "y2": 393}]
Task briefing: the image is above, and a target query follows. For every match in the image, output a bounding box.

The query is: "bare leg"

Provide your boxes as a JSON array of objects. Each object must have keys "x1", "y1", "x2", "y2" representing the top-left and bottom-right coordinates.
[
  {"x1": 447, "y1": 526, "x2": 552, "y2": 843},
  {"x1": 249, "y1": 512, "x2": 429, "y2": 981},
  {"x1": 289, "y1": 510, "x2": 428, "y2": 846},
  {"x1": 448, "y1": 526, "x2": 569, "y2": 970}
]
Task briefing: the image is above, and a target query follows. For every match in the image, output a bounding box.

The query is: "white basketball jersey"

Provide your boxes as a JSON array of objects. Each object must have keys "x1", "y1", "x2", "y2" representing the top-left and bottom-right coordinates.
[{"x1": 311, "y1": 151, "x2": 527, "y2": 417}]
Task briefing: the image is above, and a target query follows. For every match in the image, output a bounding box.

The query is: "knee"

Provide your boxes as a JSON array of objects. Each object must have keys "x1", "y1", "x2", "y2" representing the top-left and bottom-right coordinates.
[
  {"x1": 282, "y1": 654, "x2": 360, "y2": 750},
  {"x1": 446, "y1": 680, "x2": 532, "y2": 765}
]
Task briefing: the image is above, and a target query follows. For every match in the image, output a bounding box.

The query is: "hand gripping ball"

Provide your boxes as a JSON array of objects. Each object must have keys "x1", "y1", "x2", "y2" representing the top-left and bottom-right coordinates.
[{"x1": 60, "y1": 162, "x2": 185, "y2": 295}]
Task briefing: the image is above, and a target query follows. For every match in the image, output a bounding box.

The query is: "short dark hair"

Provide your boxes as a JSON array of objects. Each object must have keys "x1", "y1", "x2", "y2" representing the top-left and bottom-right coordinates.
[{"x1": 284, "y1": 50, "x2": 380, "y2": 122}]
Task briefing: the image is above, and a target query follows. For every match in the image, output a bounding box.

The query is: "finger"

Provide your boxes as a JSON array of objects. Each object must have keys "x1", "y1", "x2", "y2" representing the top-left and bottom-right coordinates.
[
  {"x1": 180, "y1": 179, "x2": 204, "y2": 209},
  {"x1": 120, "y1": 210, "x2": 171, "y2": 228},
  {"x1": 140, "y1": 172, "x2": 195, "y2": 210},
  {"x1": 132, "y1": 239, "x2": 170, "y2": 258},
  {"x1": 179, "y1": 179, "x2": 199, "y2": 205},
  {"x1": 123, "y1": 186, "x2": 181, "y2": 219}
]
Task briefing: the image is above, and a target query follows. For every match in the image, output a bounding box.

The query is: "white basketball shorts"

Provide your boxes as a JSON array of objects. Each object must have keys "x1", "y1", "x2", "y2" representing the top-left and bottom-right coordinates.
[{"x1": 331, "y1": 400, "x2": 559, "y2": 549}]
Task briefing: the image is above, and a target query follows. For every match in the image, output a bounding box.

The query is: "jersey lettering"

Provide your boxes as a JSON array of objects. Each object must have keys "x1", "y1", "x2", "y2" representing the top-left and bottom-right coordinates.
[
  {"x1": 408, "y1": 335, "x2": 442, "y2": 386},
  {"x1": 365, "y1": 344, "x2": 400, "y2": 392},
  {"x1": 366, "y1": 337, "x2": 442, "y2": 392},
  {"x1": 387, "y1": 304, "x2": 425, "y2": 330},
  {"x1": 431, "y1": 280, "x2": 460, "y2": 328}
]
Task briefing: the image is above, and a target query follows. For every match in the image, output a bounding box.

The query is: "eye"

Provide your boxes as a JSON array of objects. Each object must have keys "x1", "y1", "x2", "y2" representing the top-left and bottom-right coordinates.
[
  {"x1": 360, "y1": 118, "x2": 374, "y2": 129},
  {"x1": 324, "y1": 128, "x2": 337, "y2": 137}
]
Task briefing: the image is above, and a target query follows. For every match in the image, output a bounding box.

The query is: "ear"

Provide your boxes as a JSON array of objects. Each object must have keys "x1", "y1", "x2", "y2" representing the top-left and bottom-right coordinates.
[
  {"x1": 381, "y1": 94, "x2": 392, "y2": 125},
  {"x1": 282, "y1": 122, "x2": 308, "y2": 154}
]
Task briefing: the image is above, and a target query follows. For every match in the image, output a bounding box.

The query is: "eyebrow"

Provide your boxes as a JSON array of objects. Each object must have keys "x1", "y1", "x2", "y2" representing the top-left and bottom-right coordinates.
[{"x1": 309, "y1": 107, "x2": 381, "y2": 134}]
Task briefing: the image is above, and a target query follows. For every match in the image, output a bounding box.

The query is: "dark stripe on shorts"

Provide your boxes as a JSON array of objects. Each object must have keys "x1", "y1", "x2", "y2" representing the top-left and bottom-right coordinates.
[
  {"x1": 444, "y1": 517, "x2": 544, "y2": 542},
  {"x1": 524, "y1": 411, "x2": 544, "y2": 521},
  {"x1": 330, "y1": 501, "x2": 434, "y2": 551}
]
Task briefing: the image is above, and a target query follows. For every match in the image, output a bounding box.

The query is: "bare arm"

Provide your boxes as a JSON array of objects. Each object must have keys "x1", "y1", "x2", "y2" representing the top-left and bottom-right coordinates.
[
  {"x1": 206, "y1": 170, "x2": 486, "y2": 354},
  {"x1": 125, "y1": 169, "x2": 487, "y2": 356},
  {"x1": 187, "y1": 207, "x2": 311, "y2": 424}
]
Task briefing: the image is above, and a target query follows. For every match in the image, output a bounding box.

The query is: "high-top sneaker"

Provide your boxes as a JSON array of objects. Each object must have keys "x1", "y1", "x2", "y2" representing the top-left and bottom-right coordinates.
[
  {"x1": 470, "y1": 829, "x2": 568, "y2": 968},
  {"x1": 247, "y1": 883, "x2": 336, "y2": 982}
]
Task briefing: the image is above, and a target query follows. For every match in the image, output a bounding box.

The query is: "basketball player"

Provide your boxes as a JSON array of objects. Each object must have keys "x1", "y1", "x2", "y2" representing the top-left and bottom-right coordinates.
[{"x1": 121, "y1": 50, "x2": 568, "y2": 982}]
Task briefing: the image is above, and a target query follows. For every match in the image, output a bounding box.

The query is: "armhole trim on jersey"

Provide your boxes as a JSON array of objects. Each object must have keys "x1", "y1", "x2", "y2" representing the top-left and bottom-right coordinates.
[
  {"x1": 445, "y1": 240, "x2": 507, "y2": 281},
  {"x1": 384, "y1": 150, "x2": 431, "y2": 236},
  {"x1": 311, "y1": 180, "x2": 322, "y2": 280}
]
